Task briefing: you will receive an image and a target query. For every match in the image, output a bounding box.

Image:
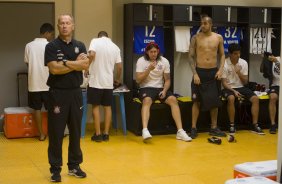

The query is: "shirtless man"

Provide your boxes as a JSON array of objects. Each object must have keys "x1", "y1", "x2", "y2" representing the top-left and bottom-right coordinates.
[{"x1": 188, "y1": 16, "x2": 226, "y2": 139}]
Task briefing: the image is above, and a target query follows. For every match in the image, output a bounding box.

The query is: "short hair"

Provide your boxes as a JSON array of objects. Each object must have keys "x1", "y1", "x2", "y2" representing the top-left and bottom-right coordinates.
[
  {"x1": 57, "y1": 14, "x2": 74, "y2": 24},
  {"x1": 228, "y1": 43, "x2": 241, "y2": 54},
  {"x1": 40, "y1": 23, "x2": 54, "y2": 34},
  {"x1": 98, "y1": 31, "x2": 108, "y2": 38},
  {"x1": 144, "y1": 42, "x2": 161, "y2": 61},
  {"x1": 201, "y1": 16, "x2": 213, "y2": 24}
]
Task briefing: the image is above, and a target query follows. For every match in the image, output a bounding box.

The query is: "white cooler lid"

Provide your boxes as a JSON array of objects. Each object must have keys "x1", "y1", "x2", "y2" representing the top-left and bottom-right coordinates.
[
  {"x1": 4, "y1": 107, "x2": 34, "y2": 114},
  {"x1": 234, "y1": 160, "x2": 277, "y2": 176},
  {"x1": 225, "y1": 176, "x2": 279, "y2": 184}
]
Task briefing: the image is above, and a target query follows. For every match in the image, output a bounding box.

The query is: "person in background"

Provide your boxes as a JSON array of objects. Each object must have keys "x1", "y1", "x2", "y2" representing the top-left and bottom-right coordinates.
[
  {"x1": 222, "y1": 43, "x2": 264, "y2": 135},
  {"x1": 24, "y1": 23, "x2": 54, "y2": 141},
  {"x1": 44, "y1": 14, "x2": 89, "y2": 182},
  {"x1": 136, "y1": 42, "x2": 192, "y2": 143},
  {"x1": 261, "y1": 53, "x2": 280, "y2": 134},
  {"x1": 188, "y1": 16, "x2": 226, "y2": 139},
  {"x1": 87, "y1": 31, "x2": 122, "y2": 142}
]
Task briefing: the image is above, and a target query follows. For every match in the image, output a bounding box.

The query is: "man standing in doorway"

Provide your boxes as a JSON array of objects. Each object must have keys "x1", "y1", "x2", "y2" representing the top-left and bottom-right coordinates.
[
  {"x1": 45, "y1": 14, "x2": 89, "y2": 182},
  {"x1": 24, "y1": 23, "x2": 54, "y2": 141},
  {"x1": 188, "y1": 16, "x2": 226, "y2": 139}
]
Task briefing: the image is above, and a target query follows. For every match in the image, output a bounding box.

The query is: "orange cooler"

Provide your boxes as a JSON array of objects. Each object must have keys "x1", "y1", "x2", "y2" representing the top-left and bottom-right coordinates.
[
  {"x1": 234, "y1": 160, "x2": 277, "y2": 181},
  {"x1": 4, "y1": 107, "x2": 48, "y2": 138}
]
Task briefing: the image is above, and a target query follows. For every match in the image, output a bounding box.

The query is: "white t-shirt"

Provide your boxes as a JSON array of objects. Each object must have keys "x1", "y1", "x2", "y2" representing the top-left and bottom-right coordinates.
[
  {"x1": 24, "y1": 38, "x2": 49, "y2": 92},
  {"x1": 136, "y1": 56, "x2": 170, "y2": 88},
  {"x1": 271, "y1": 57, "x2": 280, "y2": 87},
  {"x1": 222, "y1": 58, "x2": 248, "y2": 88},
  {"x1": 88, "y1": 37, "x2": 122, "y2": 89}
]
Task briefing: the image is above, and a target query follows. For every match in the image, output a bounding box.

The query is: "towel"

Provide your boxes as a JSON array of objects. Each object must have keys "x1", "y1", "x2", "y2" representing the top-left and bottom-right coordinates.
[{"x1": 174, "y1": 26, "x2": 191, "y2": 53}]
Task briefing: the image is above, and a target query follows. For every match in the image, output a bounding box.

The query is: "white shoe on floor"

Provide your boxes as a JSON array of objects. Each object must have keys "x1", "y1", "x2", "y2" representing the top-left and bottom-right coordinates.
[
  {"x1": 176, "y1": 129, "x2": 192, "y2": 142},
  {"x1": 142, "y1": 129, "x2": 152, "y2": 142}
]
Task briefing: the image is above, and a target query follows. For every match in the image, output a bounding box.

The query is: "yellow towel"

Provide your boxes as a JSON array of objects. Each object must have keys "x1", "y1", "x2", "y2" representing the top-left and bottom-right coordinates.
[
  {"x1": 133, "y1": 98, "x2": 161, "y2": 103},
  {"x1": 177, "y1": 96, "x2": 192, "y2": 102}
]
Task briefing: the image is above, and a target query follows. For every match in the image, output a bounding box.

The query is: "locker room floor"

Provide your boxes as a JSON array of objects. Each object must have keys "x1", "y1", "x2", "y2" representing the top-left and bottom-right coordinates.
[{"x1": 0, "y1": 128, "x2": 278, "y2": 184}]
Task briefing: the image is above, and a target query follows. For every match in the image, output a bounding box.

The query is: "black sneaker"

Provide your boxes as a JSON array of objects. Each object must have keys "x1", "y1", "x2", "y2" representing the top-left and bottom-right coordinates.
[
  {"x1": 68, "y1": 166, "x2": 87, "y2": 178},
  {"x1": 51, "y1": 172, "x2": 61, "y2": 182},
  {"x1": 251, "y1": 124, "x2": 265, "y2": 135},
  {"x1": 190, "y1": 128, "x2": 198, "y2": 139},
  {"x1": 229, "y1": 125, "x2": 236, "y2": 134},
  {"x1": 269, "y1": 124, "x2": 277, "y2": 134},
  {"x1": 209, "y1": 127, "x2": 226, "y2": 137},
  {"x1": 91, "y1": 134, "x2": 103, "y2": 142},
  {"x1": 102, "y1": 134, "x2": 109, "y2": 141}
]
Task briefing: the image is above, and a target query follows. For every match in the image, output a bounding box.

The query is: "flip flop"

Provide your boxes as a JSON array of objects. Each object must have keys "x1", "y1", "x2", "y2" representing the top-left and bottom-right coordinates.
[
  {"x1": 208, "y1": 137, "x2": 222, "y2": 145},
  {"x1": 39, "y1": 135, "x2": 47, "y2": 141}
]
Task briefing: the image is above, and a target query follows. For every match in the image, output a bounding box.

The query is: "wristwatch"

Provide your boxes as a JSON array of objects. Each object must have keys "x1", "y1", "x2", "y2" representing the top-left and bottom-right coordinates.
[{"x1": 62, "y1": 59, "x2": 67, "y2": 66}]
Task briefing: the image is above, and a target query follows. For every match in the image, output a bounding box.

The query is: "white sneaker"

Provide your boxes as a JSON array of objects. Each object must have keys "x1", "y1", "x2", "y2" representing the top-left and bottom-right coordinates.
[
  {"x1": 142, "y1": 129, "x2": 152, "y2": 141},
  {"x1": 176, "y1": 129, "x2": 192, "y2": 142}
]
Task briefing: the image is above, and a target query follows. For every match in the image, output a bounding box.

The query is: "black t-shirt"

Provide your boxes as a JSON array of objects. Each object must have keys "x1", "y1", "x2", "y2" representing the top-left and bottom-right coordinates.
[{"x1": 45, "y1": 37, "x2": 86, "y2": 89}]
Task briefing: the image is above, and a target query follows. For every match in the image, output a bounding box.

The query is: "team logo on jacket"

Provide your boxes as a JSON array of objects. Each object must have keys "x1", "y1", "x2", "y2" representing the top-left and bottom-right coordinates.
[
  {"x1": 192, "y1": 93, "x2": 197, "y2": 100},
  {"x1": 74, "y1": 47, "x2": 79, "y2": 54},
  {"x1": 54, "y1": 106, "x2": 61, "y2": 114}
]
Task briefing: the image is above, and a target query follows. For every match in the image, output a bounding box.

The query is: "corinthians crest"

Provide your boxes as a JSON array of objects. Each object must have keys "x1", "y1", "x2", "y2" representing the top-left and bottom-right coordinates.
[
  {"x1": 54, "y1": 106, "x2": 61, "y2": 114},
  {"x1": 74, "y1": 47, "x2": 79, "y2": 54}
]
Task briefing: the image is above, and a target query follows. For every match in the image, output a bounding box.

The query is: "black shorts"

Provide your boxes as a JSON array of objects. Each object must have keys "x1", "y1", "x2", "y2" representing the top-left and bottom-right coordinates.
[
  {"x1": 139, "y1": 87, "x2": 173, "y2": 102},
  {"x1": 268, "y1": 86, "x2": 279, "y2": 95},
  {"x1": 28, "y1": 91, "x2": 49, "y2": 110},
  {"x1": 87, "y1": 87, "x2": 113, "y2": 106},
  {"x1": 222, "y1": 87, "x2": 256, "y2": 100},
  {"x1": 191, "y1": 67, "x2": 219, "y2": 102}
]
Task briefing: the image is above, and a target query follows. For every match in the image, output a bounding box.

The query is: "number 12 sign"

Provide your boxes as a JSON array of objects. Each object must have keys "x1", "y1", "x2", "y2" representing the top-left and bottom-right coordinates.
[{"x1": 134, "y1": 26, "x2": 165, "y2": 54}]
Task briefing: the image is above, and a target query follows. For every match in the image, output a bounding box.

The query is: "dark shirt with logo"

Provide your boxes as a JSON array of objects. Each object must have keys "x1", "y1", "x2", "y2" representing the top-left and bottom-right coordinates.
[{"x1": 45, "y1": 37, "x2": 86, "y2": 89}]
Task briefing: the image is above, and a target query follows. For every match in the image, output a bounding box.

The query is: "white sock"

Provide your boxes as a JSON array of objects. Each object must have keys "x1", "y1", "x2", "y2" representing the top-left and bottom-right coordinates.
[{"x1": 177, "y1": 128, "x2": 184, "y2": 133}]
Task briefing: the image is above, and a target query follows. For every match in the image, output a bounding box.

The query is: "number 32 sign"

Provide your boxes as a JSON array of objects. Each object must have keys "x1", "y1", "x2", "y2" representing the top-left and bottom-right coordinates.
[{"x1": 134, "y1": 26, "x2": 165, "y2": 54}]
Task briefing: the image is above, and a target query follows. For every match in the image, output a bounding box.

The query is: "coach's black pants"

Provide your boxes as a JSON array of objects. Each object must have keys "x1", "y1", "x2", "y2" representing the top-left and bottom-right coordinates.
[{"x1": 47, "y1": 88, "x2": 83, "y2": 173}]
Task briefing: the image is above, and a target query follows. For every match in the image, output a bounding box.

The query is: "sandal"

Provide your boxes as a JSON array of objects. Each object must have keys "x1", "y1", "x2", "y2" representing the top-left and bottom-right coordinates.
[
  {"x1": 39, "y1": 134, "x2": 47, "y2": 141},
  {"x1": 208, "y1": 137, "x2": 222, "y2": 145}
]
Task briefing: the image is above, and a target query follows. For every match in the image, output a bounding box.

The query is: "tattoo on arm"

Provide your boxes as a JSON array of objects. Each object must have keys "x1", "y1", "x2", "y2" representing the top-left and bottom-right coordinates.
[{"x1": 188, "y1": 36, "x2": 197, "y2": 75}]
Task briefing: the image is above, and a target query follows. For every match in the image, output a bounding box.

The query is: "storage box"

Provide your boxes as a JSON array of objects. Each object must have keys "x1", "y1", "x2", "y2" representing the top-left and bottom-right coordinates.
[
  {"x1": 226, "y1": 176, "x2": 279, "y2": 184},
  {"x1": 4, "y1": 107, "x2": 48, "y2": 138},
  {"x1": 234, "y1": 160, "x2": 277, "y2": 181}
]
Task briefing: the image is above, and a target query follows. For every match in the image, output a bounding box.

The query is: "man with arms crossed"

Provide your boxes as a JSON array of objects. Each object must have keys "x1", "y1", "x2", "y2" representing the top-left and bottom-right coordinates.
[
  {"x1": 45, "y1": 14, "x2": 89, "y2": 182},
  {"x1": 188, "y1": 16, "x2": 226, "y2": 139}
]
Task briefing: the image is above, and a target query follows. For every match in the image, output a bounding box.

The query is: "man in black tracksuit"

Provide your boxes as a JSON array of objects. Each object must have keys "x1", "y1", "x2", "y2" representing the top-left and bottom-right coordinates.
[{"x1": 45, "y1": 14, "x2": 89, "y2": 182}]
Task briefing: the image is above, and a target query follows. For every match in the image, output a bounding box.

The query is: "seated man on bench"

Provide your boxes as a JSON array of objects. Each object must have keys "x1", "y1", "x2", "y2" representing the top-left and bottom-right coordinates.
[
  {"x1": 222, "y1": 43, "x2": 264, "y2": 135},
  {"x1": 135, "y1": 42, "x2": 192, "y2": 142},
  {"x1": 260, "y1": 52, "x2": 280, "y2": 134}
]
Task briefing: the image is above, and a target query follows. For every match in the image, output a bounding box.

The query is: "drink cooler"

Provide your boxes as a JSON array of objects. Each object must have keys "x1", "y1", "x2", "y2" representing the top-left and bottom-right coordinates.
[{"x1": 4, "y1": 107, "x2": 48, "y2": 138}]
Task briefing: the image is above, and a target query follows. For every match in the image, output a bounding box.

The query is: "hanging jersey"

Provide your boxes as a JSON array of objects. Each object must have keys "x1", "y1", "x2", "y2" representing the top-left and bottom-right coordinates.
[
  {"x1": 250, "y1": 27, "x2": 272, "y2": 54},
  {"x1": 134, "y1": 26, "x2": 165, "y2": 54},
  {"x1": 190, "y1": 26, "x2": 201, "y2": 38},
  {"x1": 217, "y1": 27, "x2": 242, "y2": 55}
]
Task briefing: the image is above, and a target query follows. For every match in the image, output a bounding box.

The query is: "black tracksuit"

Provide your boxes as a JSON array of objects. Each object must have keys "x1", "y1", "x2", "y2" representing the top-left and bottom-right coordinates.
[{"x1": 45, "y1": 37, "x2": 86, "y2": 173}]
